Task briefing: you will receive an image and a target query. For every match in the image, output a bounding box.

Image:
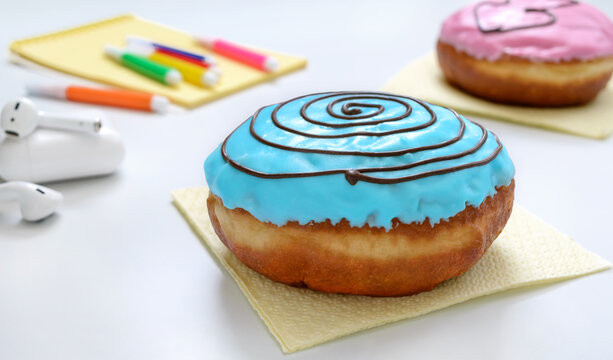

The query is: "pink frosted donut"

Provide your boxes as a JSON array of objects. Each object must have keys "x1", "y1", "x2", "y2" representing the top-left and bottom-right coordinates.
[{"x1": 437, "y1": 0, "x2": 613, "y2": 106}]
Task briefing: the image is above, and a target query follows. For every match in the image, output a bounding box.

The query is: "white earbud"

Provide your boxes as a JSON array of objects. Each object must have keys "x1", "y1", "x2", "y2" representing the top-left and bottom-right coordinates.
[
  {"x1": 0, "y1": 181, "x2": 62, "y2": 221},
  {"x1": 1, "y1": 98, "x2": 102, "y2": 138}
]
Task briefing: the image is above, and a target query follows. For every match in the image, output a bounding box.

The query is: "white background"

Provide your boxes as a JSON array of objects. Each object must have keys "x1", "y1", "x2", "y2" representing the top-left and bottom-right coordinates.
[{"x1": 1, "y1": 1, "x2": 612, "y2": 359}]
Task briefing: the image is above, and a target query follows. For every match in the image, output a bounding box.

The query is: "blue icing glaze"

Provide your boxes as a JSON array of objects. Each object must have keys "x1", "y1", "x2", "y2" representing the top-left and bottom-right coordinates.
[{"x1": 204, "y1": 92, "x2": 515, "y2": 230}]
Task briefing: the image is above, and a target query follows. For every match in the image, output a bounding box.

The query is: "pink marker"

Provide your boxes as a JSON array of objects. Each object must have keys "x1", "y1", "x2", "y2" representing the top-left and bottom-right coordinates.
[{"x1": 195, "y1": 36, "x2": 278, "y2": 72}]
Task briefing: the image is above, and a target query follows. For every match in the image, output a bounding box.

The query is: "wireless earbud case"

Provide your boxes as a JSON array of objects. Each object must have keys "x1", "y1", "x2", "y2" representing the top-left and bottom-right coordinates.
[{"x1": 0, "y1": 125, "x2": 125, "y2": 183}]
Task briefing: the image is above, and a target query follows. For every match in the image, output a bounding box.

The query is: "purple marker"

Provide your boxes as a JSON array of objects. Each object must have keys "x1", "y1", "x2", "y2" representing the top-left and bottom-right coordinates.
[{"x1": 126, "y1": 35, "x2": 216, "y2": 65}]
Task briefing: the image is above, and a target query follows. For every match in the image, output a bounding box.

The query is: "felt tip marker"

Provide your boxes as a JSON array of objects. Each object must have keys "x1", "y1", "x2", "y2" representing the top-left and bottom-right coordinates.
[
  {"x1": 126, "y1": 44, "x2": 219, "y2": 87},
  {"x1": 26, "y1": 84, "x2": 170, "y2": 113},
  {"x1": 126, "y1": 36, "x2": 216, "y2": 65},
  {"x1": 126, "y1": 36, "x2": 221, "y2": 75},
  {"x1": 195, "y1": 36, "x2": 279, "y2": 72},
  {"x1": 104, "y1": 45, "x2": 182, "y2": 86},
  {"x1": 155, "y1": 47, "x2": 222, "y2": 75}
]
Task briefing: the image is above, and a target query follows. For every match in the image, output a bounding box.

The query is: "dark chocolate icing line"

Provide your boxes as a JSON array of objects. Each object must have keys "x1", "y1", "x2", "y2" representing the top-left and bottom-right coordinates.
[
  {"x1": 474, "y1": 0, "x2": 578, "y2": 34},
  {"x1": 222, "y1": 121, "x2": 497, "y2": 185},
  {"x1": 220, "y1": 91, "x2": 503, "y2": 185},
  {"x1": 249, "y1": 107, "x2": 466, "y2": 157},
  {"x1": 292, "y1": 92, "x2": 426, "y2": 139},
  {"x1": 345, "y1": 132, "x2": 502, "y2": 185},
  {"x1": 316, "y1": 95, "x2": 407, "y2": 127},
  {"x1": 356, "y1": 123, "x2": 488, "y2": 174},
  {"x1": 340, "y1": 102, "x2": 384, "y2": 118}
]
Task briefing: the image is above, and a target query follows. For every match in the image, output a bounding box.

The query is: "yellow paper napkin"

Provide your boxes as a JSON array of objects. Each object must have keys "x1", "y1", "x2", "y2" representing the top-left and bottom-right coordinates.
[
  {"x1": 10, "y1": 14, "x2": 307, "y2": 108},
  {"x1": 381, "y1": 53, "x2": 613, "y2": 139},
  {"x1": 171, "y1": 187, "x2": 610, "y2": 353}
]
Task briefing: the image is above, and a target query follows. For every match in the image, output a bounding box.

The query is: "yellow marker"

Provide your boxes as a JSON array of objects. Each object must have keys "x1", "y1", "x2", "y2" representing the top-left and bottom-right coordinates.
[{"x1": 128, "y1": 44, "x2": 218, "y2": 87}]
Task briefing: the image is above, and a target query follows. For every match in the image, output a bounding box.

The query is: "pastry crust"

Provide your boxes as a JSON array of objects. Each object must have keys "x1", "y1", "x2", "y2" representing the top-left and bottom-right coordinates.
[
  {"x1": 437, "y1": 41, "x2": 613, "y2": 106},
  {"x1": 207, "y1": 180, "x2": 515, "y2": 297}
]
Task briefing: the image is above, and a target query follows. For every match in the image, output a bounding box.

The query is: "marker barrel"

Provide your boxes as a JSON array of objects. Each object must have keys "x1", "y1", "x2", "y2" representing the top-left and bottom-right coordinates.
[
  {"x1": 120, "y1": 53, "x2": 180, "y2": 85},
  {"x1": 27, "y1": 84, "x2": 170, "y2": 113},
  {"x1": 198, "y1": 37, "x2": 278, "y2": 72},
  {"x1": 126, "y1": 36, "x2": 215, "y2": 64},
  {"x1": 148, "y1": 52, "x2": 218, "y2": 86},
  {"x1": 156, "y1": 47, "x2": 213, "y2": 69},
  {"x1": 153, "y1": 43, "x2": 215, "y2": 64},
  {"x1": 67, "y1": 86, "x2": 168, "y2": 112}
]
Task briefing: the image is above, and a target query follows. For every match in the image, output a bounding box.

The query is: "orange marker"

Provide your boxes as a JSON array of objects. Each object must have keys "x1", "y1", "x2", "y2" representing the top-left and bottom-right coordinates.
[{"x1": 26, "y1": 84, "x2": 170, "y2": 113}]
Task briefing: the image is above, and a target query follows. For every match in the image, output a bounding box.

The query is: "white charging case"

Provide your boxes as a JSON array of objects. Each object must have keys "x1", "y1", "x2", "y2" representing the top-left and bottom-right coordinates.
[{"x1": 0, "y1": 123, "x2": 125, "y2": 183}]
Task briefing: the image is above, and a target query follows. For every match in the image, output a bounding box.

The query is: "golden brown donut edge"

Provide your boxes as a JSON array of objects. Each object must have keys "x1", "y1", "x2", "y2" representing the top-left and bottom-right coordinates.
[
  {"x1": 436, "y1": 41, "x2": 613, "y2": 107},
  {"x1": 206, "y1": 180, "x2": 515, "y2": 297}
]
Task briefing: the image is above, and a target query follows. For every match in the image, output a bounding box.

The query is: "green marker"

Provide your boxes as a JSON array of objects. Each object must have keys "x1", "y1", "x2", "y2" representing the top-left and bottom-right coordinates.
[{"x1": 104, "y1": 45, "x2": 182, "y2": 85}]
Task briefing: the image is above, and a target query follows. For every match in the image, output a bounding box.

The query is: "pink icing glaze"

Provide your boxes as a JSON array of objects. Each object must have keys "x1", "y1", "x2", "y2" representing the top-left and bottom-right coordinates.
[{"x1": 439, "y1": 0, "x2": 613, "y2": 62}]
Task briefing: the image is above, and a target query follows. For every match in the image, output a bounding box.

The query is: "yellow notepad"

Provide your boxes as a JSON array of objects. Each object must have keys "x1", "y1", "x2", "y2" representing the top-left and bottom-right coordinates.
[{"x1": 10, "y1": 14, "x2": 307, "y2": 108}]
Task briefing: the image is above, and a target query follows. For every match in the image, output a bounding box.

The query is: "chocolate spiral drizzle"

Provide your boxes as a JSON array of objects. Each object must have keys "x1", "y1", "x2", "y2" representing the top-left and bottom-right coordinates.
[
  {"x1": 474, "y1": 0, "x2": 578, "y2": 34},
  {"x1": 220, "y1": 92, "x2": 503, "y2": 185}
]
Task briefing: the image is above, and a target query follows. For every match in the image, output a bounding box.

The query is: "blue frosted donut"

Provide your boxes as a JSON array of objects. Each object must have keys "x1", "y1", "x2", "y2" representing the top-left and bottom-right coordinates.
[{"x1": 204, "y1": 91, "x2": 515, "y2": 230}]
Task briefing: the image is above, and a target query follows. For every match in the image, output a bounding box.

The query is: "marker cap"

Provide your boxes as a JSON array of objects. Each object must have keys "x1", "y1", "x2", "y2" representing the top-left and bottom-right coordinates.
[
  {"x1": 165, "y1": 69, "x2": 183, "y2": 85},
  {"x1": 201, "y1": 71, "x2": 219, "y2": 86},
  {"x1": 150, "y1": 95, "x2": 170, "y2": 113},
  {"x1": 264, "y1": 57, "x2": 279, "y2": 72},
  {"x1": 26, "y1": 84, "x2": 67, "y2": 99}
]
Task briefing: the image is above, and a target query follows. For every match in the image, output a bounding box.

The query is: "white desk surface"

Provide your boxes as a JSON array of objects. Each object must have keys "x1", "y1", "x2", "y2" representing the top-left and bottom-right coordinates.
[{"x1": 1, "y1": 1, "x2": 612, "y2": 359}]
